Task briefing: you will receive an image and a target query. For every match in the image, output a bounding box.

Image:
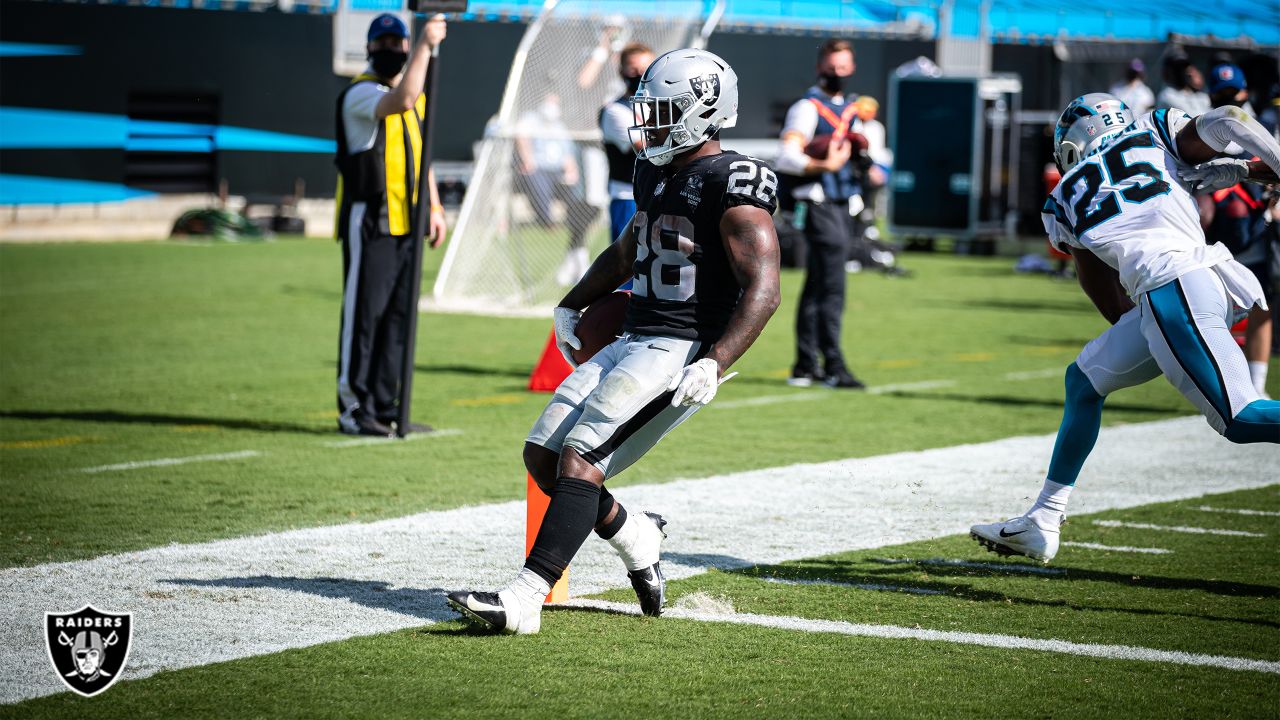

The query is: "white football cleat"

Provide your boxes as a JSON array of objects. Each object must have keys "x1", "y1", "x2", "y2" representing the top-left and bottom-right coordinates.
[
  {"x1": 970, "y1": 515, "x2": 1061, "y2": 563},
  {"x1": 446, "y1": 587, "x2": 542, "y2": 635}
]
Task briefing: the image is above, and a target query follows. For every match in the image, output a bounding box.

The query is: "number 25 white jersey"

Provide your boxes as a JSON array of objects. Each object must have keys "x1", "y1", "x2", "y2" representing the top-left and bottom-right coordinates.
[{"x1": 1042, "y1": 108, "x2": 1233, "y2": 297}]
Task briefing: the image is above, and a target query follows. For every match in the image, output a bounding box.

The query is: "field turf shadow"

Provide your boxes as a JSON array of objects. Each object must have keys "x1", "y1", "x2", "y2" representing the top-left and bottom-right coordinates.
[
  {"x1": 0, "y1": 409, "x2": 330, "y2": 435},
  {"x1": 163, "y1": 576, "x2": 455, "y2": 621}
]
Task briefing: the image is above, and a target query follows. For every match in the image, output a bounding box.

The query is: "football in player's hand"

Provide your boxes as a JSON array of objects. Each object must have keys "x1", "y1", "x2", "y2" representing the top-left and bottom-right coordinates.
[
  {"x1": 572, "y1": 291, "x2": 630, "y2": 365},
  {"x1": 803, "y1": 133, "x2": 836, "y2": 159},
  {"x1": 845, "y1": 131, "x2": 869, "y2": 155}
]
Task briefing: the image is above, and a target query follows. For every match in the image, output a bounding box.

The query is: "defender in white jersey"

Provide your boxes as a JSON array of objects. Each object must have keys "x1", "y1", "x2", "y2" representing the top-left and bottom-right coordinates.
[{"x1": 972, "y1": 93, "x2": 1280, "y2": 563}]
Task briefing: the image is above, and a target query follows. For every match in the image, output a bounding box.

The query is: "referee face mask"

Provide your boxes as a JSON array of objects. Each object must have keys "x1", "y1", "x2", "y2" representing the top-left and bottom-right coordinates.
[{"x1": 370, "y1": 49, "x2": 408, "y2": 79}]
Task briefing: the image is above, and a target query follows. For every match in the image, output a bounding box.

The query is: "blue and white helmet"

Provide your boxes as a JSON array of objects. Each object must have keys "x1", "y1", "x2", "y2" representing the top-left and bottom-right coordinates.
[
  {"x1": 629, "y1": 48, "x2": 739, "y2": 166},
  {"x1": 1053, "y1": 93, "x2": 1133, "y2": 172}
]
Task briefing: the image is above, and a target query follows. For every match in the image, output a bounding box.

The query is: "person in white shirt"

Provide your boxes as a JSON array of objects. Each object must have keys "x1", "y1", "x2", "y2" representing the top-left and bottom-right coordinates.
[
  {"x1": 1156, "y1": 59, "x2": 1211, "y2": 116},
  {"x1": 971, "y1": 93, "x2": 1280, "y2": 564},
  {"x1": 334, "y1": 13, "x2": 447, "y2": 437},
  {"x1": 1108, "y1": 58, "x2": 1155, "y2": 115}
]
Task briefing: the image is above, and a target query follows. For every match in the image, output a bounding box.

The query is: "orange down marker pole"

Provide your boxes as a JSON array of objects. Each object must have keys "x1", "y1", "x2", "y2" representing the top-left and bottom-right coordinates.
[{"x1": 526, "y1": 474, "x2": 569, "y2": 603}]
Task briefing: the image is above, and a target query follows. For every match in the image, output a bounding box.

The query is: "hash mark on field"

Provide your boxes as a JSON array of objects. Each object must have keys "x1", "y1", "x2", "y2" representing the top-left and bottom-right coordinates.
[
  {"x1": 323, "y1": 428, "x2": 463, "y2": 448},
  {"x1": 1196, "y1": 506, "x2": 1280, "y2": 518},
  {"x1": 711, "y1": 391, "x2": 828, "y2": 410},
  {"x1": 760, "y1": 576, "x2": 945, "y2": 595},
  {"x1": 1061, "y1": 541, "x2": 1173, "y2": 555},
  {"x1": 1092, "y1": 520, "x2": 1265, "y2": 537},
  {"x1": 1003, "y1": 368, "x2": 1063, "y2": 381},
  {"x1": 79, "y1": 450, "x2": 261, "y2": 474},
  {"x1": 866, "y1": 380, "x2": 956, "y2": 395},
  {"x1": 562, "y1": 599, "x2": 1280, "y2": 674},
  {"x1": 872, "y1": 558, "x2": 1065, "y2": 575}
]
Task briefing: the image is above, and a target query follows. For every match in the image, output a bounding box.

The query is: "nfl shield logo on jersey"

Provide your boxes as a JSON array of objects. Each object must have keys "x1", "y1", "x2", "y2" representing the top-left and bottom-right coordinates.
[
  {"x1": 45, "y1": 605, "x2": 133, "y2": 697},
  {"x1": 690, "y1": 73, "x2": 721, "y2": 106}
]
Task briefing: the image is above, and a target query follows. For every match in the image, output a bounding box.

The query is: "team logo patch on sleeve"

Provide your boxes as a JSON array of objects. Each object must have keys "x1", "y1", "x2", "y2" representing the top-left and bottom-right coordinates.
[
  {"x1": 45, "y1": 605, "x2": 133, "y2": 697},
  {"x1": 690, "y1": 74, "x2": 721, "y2": 106}
]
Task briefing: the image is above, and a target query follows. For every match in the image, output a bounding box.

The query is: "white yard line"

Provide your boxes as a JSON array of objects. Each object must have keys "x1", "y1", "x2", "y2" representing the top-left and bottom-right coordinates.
[
  {"x1": 712, "y1": 366, "x2": 1061, "y2": 410},
  {"x1": 322, "y1": 428, "x2": 464, "y2": 448},
  {"x1": 1091, "y1": 520, "x2": 1266, "y2": 537},
  {"x1": 1002, "y1": 368, "x2": 1064, "y2": 381},
  {"x1": 79, "y1": 450, "x2": 262, "y2": 474},
  {"x1": 2, "y1": 416, "x2": 1276, "y2": 703},
  {"x1": 1060, "y1": 542, "x2": 1173, "y2": 555},
  {"x1": 561, "y1": 599, "x2": 1280, "y2": 675},
  {"x1": 760, "y1": 576, "x2": 945, "y2": 596},
  {"x1": 1196, "y1": 506, "x2": 1280, "y2": 518},
  {"x1": 870, "y1": 558, "x2": 1064, "y2": 575}
]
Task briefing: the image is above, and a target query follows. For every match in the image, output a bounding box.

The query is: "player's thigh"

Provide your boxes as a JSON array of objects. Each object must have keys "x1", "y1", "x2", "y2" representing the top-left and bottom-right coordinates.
[
  {"x1": 1075, "y1": 306, "x2": 1161, "y2": 395},
  {"x1": 526, "y1": 339, "x2": 627, "y2": 454},
  {"x1": 1140, "y1": 268, "x2": 1259, "y2": 434},
  {"x1": 563, "y1": 335, "x2": 700, "y2": 473}
]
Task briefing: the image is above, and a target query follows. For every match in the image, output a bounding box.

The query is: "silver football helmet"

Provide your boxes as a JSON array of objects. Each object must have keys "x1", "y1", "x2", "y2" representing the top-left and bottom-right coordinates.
[
  {"x1": 630, "y1": 48, "x2": 738, "y2": 166},
  {"x1": 1053, "y1": 93, "x2": 1133, "y2": 172}
]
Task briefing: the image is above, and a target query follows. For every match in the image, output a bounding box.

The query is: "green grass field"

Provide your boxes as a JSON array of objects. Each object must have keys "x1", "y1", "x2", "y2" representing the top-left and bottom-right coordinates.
[{"x1": 1, "y1": 237, "x2": 1276, "y2": 717}]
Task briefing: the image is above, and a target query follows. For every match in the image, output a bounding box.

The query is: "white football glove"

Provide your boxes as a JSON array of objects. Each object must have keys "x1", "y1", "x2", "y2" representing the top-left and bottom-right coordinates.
[
  {"x1": 1184, "y1": 158, "x2": 1250, "y2": 194},
  {"x1": 553, "y1": 306, "x2": 583, "y2": 367},
  {"x1": 667, "y1": 358, "x2": 733, "y2": 407}
]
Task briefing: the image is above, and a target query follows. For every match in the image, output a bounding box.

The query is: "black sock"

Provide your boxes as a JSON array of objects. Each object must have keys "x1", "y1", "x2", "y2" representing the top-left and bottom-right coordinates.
[
  {"x1": 524, "y1": 477, "x2": 601, "y2": 587},
  {"x1": 596, "y1": 489, "x2": 627, "y2": 540}
]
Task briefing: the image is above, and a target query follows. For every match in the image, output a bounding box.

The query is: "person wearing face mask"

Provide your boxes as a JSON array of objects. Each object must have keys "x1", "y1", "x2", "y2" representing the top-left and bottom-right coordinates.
[
  {"x1": 333, "y1": 13, "x2": 447, "y2": 437},
  {"x1": 600, "y1": 43, "x2": 655, "y2": 250},
  {"x1": 775, "y1": 38, "x2": 865, "y2": 389}
]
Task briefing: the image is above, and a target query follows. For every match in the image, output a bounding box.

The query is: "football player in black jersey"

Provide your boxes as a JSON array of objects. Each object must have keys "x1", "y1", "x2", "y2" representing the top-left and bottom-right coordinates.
[{"x1": 448, "y1": 48, "x2": 781, "y2": 634}]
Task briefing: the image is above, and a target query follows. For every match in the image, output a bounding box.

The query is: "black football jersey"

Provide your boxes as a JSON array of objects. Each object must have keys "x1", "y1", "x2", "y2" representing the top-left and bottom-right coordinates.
[{"x1": 624, "y1": 151, "x2": 779, "y2": 342}]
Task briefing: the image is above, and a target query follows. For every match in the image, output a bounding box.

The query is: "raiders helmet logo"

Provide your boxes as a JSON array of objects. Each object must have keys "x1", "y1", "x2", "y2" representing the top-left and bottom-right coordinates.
[
  {"x1": 689, "y1": 73, "x2": 721, "y2": 106},
  {"x1": 45, "y1": 605, "x2": 133, "y2": 697}
]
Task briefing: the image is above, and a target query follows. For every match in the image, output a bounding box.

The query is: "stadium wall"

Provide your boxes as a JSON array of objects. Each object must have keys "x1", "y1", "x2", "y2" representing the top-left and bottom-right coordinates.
[{"x1": 4, "y1": 0, "x2": 1257, "y2": 205}]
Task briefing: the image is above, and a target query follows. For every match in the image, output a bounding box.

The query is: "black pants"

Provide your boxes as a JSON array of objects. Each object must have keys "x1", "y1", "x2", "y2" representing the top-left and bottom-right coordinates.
[
  {"x1": 795, "y1": 199, "x2": 850, "y2": 374},
  {"x1": 338, "y1": 210, "x2": 414, "y2": 423}
]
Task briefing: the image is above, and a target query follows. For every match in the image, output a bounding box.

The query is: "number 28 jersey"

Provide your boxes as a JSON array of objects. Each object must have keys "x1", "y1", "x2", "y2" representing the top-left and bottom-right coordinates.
[
  {"x1": 1043, "y1": 108, "x2": 1232, "y2": 297},
  {"x1": 624, "y1": 151, "x2": 779, "y2": 342}
]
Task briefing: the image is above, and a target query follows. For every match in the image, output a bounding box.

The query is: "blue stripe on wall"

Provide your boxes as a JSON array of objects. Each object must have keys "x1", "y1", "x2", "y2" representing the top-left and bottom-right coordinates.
[
  {"x1": 0, "y1": 107, "x2": 336, "y2": 154},
  {"x1": 0, "y1": 42, "x2": 83, "y2": 57},
  {"x1": 0, "y1": 174, "x2": 155, "y2": 205}
]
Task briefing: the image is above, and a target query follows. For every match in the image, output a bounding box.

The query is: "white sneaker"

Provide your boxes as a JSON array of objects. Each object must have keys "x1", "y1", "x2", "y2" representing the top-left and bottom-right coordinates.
[
  {"x1": 970, "y1": 514, "x2": 1061, "y2": 563},
  {"x1": 446, "y1": 587, "x2": 542, "y2": 635}
]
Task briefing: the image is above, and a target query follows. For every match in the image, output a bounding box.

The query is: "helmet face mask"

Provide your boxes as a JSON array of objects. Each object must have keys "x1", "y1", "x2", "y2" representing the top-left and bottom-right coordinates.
[
  {"x1": 1053, "y1": 93, "x2": 1133, "y2": 173},
  {"x1": 629, "y1": 48, "x2": 738, "y2": 166}
]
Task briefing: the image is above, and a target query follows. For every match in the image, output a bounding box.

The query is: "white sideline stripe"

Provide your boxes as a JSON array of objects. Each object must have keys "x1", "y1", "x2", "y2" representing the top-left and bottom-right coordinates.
[
  {"x1": 2, "y1": 416, "x2": 1277, "y2": 703},
  {"x1": 79, "y1": 450, "x2": 262, "y2": 474},
  {"x1": 562, "y1": 599, "x2": 1280, "y2": 675},
  {"x1": 1091, "y1": 520, "x2": 1266, "y2": 537},
  {"x1": 1196, "y1": 506, "x2": 1280, "y2": 518},
  {"x1": 761, "y1": 576, "x2": 945, "y2": 596},
  {"x1": 871, "y1": 558, "x2": 1065, "y2": 576},
  {"x1": 322, "y1": 428, "x2": 465, "y2": 448},
  {"x1": 1061, "y1": 542, "x2": 1173, "y2": 555}
]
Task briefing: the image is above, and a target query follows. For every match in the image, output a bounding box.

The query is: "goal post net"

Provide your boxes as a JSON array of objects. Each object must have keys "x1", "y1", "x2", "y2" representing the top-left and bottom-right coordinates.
[{"x1": 428, "y1": 0, "x2": 723, "y2": 317}]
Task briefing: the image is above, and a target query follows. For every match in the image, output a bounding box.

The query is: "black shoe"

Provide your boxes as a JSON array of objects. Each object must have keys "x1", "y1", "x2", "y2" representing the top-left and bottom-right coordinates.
[
  {"x1": 626, "y1": 512, "x2": 668, "y2": 617},
  {"x1": 788, "y1": 365, "x2": 826, "y2": 387},
  {"x1": 824, "y1": 368, "x2": 866, "y2": 390},
  {"x1": 338, "y1": 411, "x2": 395, "y2": 437}
]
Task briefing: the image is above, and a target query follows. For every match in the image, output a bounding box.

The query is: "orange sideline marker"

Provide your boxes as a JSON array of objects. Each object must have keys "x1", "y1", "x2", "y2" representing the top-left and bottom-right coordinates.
[{"x1": 526, "y1": 474, "x2": 568, "y2": 603}]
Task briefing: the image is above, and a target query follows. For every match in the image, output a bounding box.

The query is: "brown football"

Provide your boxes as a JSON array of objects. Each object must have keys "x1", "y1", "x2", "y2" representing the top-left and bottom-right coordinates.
[
  {"x1": 804, "y1": 131, "x2": 869, "y2": 159},
  {"x1": 571, "y1": 291, "x2": 630, "y2": 365}
]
